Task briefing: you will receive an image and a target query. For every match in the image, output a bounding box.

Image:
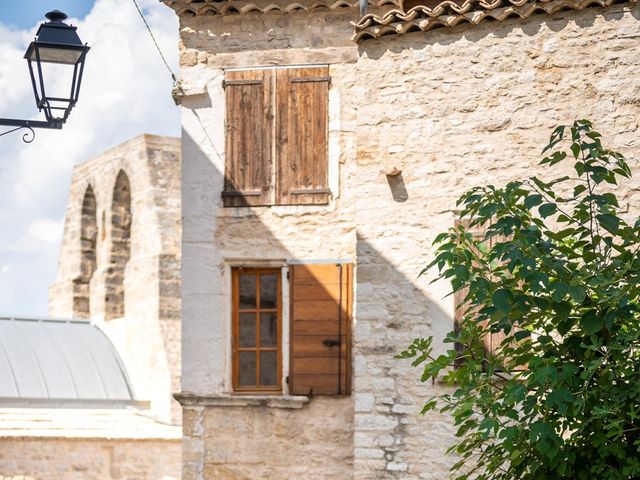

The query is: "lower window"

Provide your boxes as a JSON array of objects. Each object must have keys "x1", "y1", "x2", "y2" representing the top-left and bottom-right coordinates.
[
  {"x1": 231, "y1": 263, "x2": 353, "y2": 396},
  {"x1": 232, "y1": 268, "x2": 282, "y2": 392}
]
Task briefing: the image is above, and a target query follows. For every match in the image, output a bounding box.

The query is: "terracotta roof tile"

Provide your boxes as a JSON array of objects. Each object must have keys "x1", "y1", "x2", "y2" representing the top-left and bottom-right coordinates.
[
  {"x1": 163, "y1": 0, "x2": 359, "y2": 15},
  {"x1": 353, "y1": 0, "x2": 635, "y2": 41}
]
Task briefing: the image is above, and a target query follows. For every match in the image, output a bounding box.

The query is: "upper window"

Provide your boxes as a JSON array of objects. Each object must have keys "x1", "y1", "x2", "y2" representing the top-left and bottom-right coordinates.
[{"x1": 222, "y1": 66, "x2": 330, "y2": 207}]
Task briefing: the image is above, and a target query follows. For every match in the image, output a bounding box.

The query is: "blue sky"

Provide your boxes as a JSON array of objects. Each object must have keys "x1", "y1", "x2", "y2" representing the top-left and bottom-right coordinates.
[
  {"x1": 0, "y1": 0, "x2": 179, "y2": 317},
  {"x1": 2, "y1": 1, "x2": 95, "y2": 29}
]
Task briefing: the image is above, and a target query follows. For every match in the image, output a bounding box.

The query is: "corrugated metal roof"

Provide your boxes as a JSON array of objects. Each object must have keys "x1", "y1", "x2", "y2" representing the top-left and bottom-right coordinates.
[{"x1": 0, "y1": 317, "x2": 135, "y2": 408}]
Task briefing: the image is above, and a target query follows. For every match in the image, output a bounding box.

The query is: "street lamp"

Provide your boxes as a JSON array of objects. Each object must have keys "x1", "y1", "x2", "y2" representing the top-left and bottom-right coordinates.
[{"x1": 0, "y1": 10, "x2": 90, "y2": 143}]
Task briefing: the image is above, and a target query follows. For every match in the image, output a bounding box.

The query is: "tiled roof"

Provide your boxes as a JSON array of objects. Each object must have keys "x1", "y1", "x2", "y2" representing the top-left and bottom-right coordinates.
[
  {"x1": 353, "y1": 0, "x2": 634, "y2": 41},
  {"x1": 163, "y1": 0, "x2": 359, "y2": 15},
  {"x1": 161, "y1": 0, "x2": 634, "y2": 40}
]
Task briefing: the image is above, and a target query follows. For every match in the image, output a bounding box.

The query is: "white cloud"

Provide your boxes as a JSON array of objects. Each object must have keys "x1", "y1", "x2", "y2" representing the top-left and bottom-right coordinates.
[
  {"x1": 0, "y1": 0, "x2": 180, "y2": 316},
  {"x1": 26, "y1": 218, "x2": 64, "y2": 244}
]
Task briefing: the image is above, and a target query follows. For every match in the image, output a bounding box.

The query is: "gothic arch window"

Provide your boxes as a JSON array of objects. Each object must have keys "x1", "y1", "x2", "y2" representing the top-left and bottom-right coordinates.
[
  {"x1": 73, "y1": 185, "x2": 98, "y2": 318},
  {"x1": 105, "y1": 170, "x2": 132, "y2": 320}
]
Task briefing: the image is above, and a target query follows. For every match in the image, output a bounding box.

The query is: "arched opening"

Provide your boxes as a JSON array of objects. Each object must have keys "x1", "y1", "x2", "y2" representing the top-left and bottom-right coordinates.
[
  {"x1": 73, "y1": 185, "x2": 98, "y2": 318},
  {"x1": 105, "y1": 171, "x2": 132, "y2": 320}
]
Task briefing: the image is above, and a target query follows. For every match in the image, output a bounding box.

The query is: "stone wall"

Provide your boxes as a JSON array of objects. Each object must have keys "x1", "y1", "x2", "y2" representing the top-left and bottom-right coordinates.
[
  {"x1": 351, "y1": 4, "x2": 640, "y2": 478},
  {"x1": 0, "y1": 438, "x2": 180, "y2": 480},
  {"x1": 49, "y1": 134, "x2": 182, "y2": 423},
  {"x1": 182, "y1": 398, "x2": 353, "y2": 480},
  {"x1": 176, "y1": 9, "x2": 360, "y2": 480},
  {"x1": 168, "y1": 2, "x2": 640, "y2": 479}
]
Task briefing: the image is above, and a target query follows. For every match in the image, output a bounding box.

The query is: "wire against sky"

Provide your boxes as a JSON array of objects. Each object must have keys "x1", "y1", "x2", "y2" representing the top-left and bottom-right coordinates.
[{"x1": 131, "y1": 0, "x2": 178, "y2": 83}]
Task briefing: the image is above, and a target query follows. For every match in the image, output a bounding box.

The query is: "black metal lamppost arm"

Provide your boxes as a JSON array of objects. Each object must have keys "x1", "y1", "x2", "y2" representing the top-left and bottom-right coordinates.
[
  {"x1": 0, "y1": 10, "x2": 89, "y2": 144},
  {"x1": 0, "y1": 119, "x2": 63, "y2": 144}
]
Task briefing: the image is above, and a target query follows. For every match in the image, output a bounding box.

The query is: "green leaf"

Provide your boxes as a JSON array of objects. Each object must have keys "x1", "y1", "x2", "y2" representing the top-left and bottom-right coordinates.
[
  {"x1": 553, "y1": 301, "x2": 571, "y2": 321},
  {"x1": 539, "y1": 203, "x2": 557, "y2": 218},
  {"x1": 600, "y1": 192, "x2": 619, "y2": 208},
  {"x1": 524, "y1": 194, "x2": 543, "y2": 209},
  {"x1": 492, "y1": 289, "x2": 512, "y2": 313},
  {"x1": 581, "y1": 310, "x2": 604, "y2": 335},
  {"x1": 596, "y1": 213, "x2": 620, "y2": 234},
  {"x1": 571, "y1": 142, "x2": 581, "y2": 158},
  {"x1": 568, "y1": 285, "x2": 586, "y2": 303},
  {"x1": 573, "y1": 184, "x2": 587, "y2": 196}
]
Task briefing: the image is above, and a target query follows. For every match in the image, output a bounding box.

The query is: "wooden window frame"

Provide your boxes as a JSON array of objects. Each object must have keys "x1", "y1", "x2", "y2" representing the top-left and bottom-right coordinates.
[
  {"x1": 231, "y1": 268, "x2": 283, "y2": 394},
  {"x1": 223, "y1": 66, "x2": 330, "y2": 208}
]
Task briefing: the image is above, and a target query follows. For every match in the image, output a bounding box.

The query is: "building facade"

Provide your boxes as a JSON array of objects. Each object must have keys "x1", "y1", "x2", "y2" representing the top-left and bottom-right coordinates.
[{"x1": 162, "y1": 0, "x2": 640, "y2": 478}]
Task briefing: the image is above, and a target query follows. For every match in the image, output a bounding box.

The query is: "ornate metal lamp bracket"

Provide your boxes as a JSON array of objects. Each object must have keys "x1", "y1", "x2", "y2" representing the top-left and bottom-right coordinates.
[{"x1": 0, "y1": 119, "x2": 62, "y2": 143}]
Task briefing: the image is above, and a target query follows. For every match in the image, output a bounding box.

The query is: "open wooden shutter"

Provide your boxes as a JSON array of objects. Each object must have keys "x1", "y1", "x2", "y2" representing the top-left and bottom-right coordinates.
[
  {"x1": 276, "y1": 67, "x2": 330, "y2": 206},
  {"x1": 223, "y1": 69, "x2": 274, "y2": 207},
  {"x1": 289, "y1": 263, "x2": 352, "y2": 395}
]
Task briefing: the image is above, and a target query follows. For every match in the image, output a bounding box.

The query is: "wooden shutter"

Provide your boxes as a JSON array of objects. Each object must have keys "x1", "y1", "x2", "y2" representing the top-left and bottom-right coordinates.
[
  {"x1": 276, "y1": 67, "x2": 330, "y2": 206},
  {"x1": 453, "y1": 219, "x2": 504, "y2": 363},
  {"x1": 223, "y1": 69, "x2": 274, "y2": 207},
  {"x1": 289, "y1": 263, "x2": 352, "y2": 395}
]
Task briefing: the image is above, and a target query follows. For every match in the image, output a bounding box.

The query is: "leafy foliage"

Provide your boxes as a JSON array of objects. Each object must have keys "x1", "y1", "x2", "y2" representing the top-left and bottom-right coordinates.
[{"x1": 399, "y1": 121, "x2": 640, "y2": 479}]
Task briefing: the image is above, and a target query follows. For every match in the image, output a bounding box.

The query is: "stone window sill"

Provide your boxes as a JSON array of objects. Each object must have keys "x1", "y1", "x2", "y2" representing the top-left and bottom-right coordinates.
[
  {"x1": 216, "y1": 201, "x2": 337, "y2": 218},
  {"x1": 174, "y1": 393, "x2": 309, "y2": 410}
]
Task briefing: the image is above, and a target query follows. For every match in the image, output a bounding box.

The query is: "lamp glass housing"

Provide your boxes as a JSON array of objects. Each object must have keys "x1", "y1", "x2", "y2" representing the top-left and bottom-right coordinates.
[{"x1": 24, "y1": 11, "x2": 90, "y2": 123}]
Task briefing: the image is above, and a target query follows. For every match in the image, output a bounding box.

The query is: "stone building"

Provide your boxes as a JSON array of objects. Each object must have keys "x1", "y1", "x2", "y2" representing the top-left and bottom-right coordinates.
[
  {"x1": 0, "y1": 134, "x2": 182, "y2": 479},
  {"x1": 49, "y1": 134, "x2": 182, "y2": 423},
  {"x1": 161, "y1": 0, "x2": 640, "y2": 479}
]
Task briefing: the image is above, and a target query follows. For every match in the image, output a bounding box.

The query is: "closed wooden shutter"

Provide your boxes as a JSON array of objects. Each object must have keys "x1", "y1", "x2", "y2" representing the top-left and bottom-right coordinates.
[
  {"x1": 289, "y1": 263, "x2": 352, "y2": 395},
  {"x1": 453, "y1": 219, "x2": 504, "y2": 363},
  {"x1": 276, "y1": 67, "x2": 330, "y2": 206},
  {"x1": 223, "y1": 69, "x2": 274, "y2": 207}
]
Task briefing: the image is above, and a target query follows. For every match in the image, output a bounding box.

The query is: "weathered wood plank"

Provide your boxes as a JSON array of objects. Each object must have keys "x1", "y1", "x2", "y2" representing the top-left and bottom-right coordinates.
[
  {"x1": 276, "y1": 67, "x2": 329, "y2": 206},
  {"x1": 289, "y1": 263, "x2": 352, "y2": 395},
  {"x1": 223, "y1": 69, "x2": 274, "y2": 206}
]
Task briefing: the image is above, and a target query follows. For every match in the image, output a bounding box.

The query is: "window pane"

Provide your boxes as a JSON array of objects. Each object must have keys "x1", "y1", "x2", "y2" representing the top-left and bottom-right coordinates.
[
  {"x1": 239, "y1": 274, "x2": 256, "y2": 309},
  {"x1": 260, "y1": 312, "x2": 277, "y2": 347},
  {"x1": 239, "y1": 351, "x2": 256, "y2": 386},
  {"x1": 239, "y1": 313, "x2": 256, "y2": 347},
  {"x1": 260, "y1": 351, "x2": 278, "y2": 386},
  {"x1": 260, "y1": 274, "x2": 278, "y2": 308}
]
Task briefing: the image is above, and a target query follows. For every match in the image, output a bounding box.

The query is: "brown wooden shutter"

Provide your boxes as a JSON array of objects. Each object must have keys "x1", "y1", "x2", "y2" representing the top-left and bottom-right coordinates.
[
  {"x1": 223, "y1": 69, "x2": 274, "y2": 207},
  {"x1": 289, "y1": 263, "x2": 352, "y2": 395},
  {"x1": 453, "y1": 218, "x2": 504, "y2": 362},
  {"x1": 276, "y1": 67, "x2": 330, "y2": 206}
]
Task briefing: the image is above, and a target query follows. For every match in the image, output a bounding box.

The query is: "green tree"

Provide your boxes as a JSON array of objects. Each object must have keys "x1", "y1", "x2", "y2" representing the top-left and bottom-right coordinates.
[{"x1": 400, "y1": 121, "x2": 640, "y2": 479}]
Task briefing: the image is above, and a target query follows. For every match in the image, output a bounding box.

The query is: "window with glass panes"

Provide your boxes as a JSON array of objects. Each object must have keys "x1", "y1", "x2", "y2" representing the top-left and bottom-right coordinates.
[{"x1": 231, "y1": 268, "x2": 281, "y2": 392}]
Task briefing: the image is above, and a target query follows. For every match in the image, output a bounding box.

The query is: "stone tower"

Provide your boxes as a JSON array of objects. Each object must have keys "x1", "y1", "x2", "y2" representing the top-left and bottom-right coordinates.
[{"x1": 49, "y1": 134, "x2": 181, "y2": 423}]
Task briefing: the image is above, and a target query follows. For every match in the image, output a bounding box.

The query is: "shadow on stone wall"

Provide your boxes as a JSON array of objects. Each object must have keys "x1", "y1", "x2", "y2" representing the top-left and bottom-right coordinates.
[{"x1": 181, "y1": 121, "x2": 456, "y2": 477}]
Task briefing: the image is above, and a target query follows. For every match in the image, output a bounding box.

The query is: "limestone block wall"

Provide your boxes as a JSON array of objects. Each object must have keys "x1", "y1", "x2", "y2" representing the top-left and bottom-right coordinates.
[
  {"x1": 168, "y1": 1, "x2": 640, "y2": 479},
  {"x1": 177, "y1": 9, "x2": 360, "y2": 480},
  {"x1": 0, "y1": 438, "x2": 180, "y2": 480},
  {"x1": 182, "y1": 398, "x2": 353, "y2": 480},
  {"x1": 351, "y1": 5, "x2": 640, "y2": 478},
  {"x1": 49, "y1": 135, "x2": 182, "y2": 423}
]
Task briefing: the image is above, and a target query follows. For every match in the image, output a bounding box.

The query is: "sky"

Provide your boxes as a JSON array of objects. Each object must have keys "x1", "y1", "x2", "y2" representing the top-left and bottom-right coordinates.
[{"x1": 0, "y1": 0, "x2": 180, "y2": 316}]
